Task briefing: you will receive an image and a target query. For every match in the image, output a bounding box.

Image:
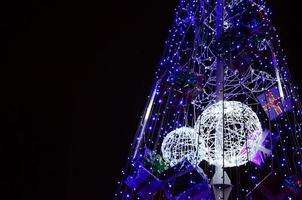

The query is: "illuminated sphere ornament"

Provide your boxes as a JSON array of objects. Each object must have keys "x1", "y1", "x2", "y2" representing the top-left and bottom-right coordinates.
[
  {"x1": 161, "y1": 127, "x2": 203, "y2": 167},
  {"x1": 195, "y1": 101, "x2": 263, "y2": 167}
]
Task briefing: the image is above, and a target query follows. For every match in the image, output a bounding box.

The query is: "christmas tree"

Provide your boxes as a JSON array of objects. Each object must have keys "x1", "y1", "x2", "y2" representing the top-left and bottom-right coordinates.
[{"x1": 115, "y1": 0, "x2": 302, "y2": 199}]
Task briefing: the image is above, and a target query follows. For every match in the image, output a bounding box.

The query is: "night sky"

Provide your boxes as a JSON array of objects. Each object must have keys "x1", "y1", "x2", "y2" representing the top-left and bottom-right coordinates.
[{"x1": 0, "y1": 0, "x2": 301, "y2": 199}]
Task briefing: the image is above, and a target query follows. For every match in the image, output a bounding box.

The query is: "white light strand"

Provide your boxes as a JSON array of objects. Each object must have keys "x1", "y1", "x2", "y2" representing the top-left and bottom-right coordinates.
[
  {"x1": 195, "y1": 101, "x2": 263, "y2": 167},
  {"x1": 161, "y1": 127, "x2": 204, "y2": 167}
]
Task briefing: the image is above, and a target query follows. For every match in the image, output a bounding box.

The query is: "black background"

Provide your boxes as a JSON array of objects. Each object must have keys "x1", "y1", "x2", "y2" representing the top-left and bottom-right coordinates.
[{"x1": 0, "y1": 0, "x2": 301, "y2": 199}]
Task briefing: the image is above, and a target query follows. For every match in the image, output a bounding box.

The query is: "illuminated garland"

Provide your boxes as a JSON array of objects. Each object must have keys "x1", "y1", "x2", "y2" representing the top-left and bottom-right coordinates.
[{"x1": 115, "y1": 0, "x2": 302, "y2": 199}]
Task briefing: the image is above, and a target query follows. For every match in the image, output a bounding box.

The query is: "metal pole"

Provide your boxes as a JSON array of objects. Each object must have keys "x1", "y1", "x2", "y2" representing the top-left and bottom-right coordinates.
[{"x1": 215, "y1": 0, "x2": 224, "y2": 102}]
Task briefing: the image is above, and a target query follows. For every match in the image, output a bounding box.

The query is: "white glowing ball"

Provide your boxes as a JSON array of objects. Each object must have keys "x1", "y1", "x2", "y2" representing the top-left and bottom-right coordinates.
[
  {"x1": 195, "y1": 101, "x2": 263, "y2": 167},
  {"x1": 161, "y1": 127, "x2": 203, "y2": 167}
]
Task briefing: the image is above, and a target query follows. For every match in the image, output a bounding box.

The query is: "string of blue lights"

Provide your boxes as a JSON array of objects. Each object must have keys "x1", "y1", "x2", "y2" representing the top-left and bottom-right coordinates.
[{"x1": 115, "y1": 0, "x2": 302, "y2": 199}]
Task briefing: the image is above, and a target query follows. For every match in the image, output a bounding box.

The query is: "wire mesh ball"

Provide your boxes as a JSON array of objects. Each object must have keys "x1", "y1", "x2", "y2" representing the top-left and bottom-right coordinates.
[
  {"x1": 195, "y1": 101, "x2": 263, "y2": 167},
  {"x1": 161, "y1": 127, "x2": 203, "y2": 167}
]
